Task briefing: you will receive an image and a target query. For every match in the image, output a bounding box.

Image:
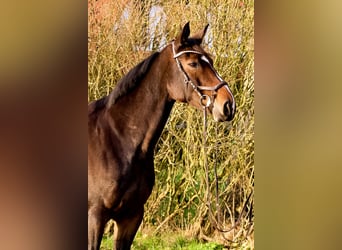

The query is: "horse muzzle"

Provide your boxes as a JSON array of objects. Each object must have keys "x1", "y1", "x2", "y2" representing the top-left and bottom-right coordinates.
[{"x1": 213, "y1": 99, "x2": 235, "y2": 122}]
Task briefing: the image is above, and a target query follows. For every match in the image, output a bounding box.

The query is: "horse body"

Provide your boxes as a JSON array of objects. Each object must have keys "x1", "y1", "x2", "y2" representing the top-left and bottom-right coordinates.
[{"x1": 88, "y1": 23, "x2": 235, "y2": 250}]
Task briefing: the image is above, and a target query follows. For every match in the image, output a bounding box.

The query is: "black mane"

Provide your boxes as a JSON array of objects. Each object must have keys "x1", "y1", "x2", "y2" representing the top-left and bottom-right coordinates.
[
  {"x1": 107, "y1": 52, "x2": 160, "y2": 106},
  {"x1": 88, "y1": 96, "x2": 108, "y2": 115},
  {"x1": 88, "y1": 52, "x2": 159, "y2": 114}
]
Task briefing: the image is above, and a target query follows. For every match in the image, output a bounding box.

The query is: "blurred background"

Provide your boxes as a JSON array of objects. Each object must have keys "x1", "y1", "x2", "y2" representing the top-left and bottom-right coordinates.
[
  {"x1": 0, "y1": 0, "x2": 88, "y2": 250},
  {"x1": 256, "y1": 1, "x2": 342, "y2": 249}
]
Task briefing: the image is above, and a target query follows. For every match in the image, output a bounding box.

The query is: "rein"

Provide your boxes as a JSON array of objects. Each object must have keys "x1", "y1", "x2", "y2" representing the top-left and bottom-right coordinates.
[
  {"x1": 171, "y1": 41, "x2": 253, "y2": 242},
  {"x1": 202, "y1": 101, "x2": 254, "y2": 244}
]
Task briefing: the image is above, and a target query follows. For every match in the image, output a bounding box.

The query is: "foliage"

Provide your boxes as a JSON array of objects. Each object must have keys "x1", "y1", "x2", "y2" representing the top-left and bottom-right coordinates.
[
  {"x1": 89, "y1": 0, "x2": 254, "y2": 248},
  {"x1": 101, "y1": 231, "x2": 225, "y2": 250}
]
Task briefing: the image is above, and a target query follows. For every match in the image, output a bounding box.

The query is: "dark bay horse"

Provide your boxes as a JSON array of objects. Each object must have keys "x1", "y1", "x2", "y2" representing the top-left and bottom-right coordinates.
[{"x1": 88, "y1": 22, "x2": 235, "y2": 250}]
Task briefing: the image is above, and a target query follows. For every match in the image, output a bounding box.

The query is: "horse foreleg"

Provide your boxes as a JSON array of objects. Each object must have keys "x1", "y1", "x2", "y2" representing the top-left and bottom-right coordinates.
[
  {"x1": 113, "y1": 209, "x2": 144, "y2": 250},
  {"x1": 88, "y1": 206, "x2": 106, "y2": 250}
]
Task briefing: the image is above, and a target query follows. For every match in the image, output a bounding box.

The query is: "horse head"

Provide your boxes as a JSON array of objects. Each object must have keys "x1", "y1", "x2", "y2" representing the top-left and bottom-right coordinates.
[{"x1": 167, "y1": 22, "x2": 235, "y2": 122}]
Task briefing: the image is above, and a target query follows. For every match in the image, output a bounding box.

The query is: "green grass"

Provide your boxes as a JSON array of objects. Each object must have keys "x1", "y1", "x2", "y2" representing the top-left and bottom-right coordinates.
[{"x1": 101, "y1": 232, "x2": 224, "y2": 250}]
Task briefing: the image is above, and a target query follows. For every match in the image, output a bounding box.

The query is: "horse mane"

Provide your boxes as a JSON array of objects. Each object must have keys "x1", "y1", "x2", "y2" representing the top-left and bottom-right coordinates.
[
  {"x1": 88, "y1": 96, "x2": 108, "y2": 115},
  {"x1": 107, "y1": 52, "x2": 160, "y2": 106}
]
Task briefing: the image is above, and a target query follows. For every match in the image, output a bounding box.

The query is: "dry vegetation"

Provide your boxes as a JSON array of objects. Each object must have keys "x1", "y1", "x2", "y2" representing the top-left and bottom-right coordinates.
[{"x1": 88, "y1": 0, "x2": 254, "y2": 248}]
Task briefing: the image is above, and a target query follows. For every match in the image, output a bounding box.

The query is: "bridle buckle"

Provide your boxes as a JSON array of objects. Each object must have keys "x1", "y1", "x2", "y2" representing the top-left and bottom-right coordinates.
[{"x1": 200, "y1": 95, "x2": 212, "y2": 108}]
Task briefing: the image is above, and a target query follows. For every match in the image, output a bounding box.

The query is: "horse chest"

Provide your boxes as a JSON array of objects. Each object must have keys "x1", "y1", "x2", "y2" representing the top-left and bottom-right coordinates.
[
  {"x1": 126, "y1": 159, "x2": 155, "y2": 199},
  {"x1": 106, "y1": 158, "x2": 155, "y2": 214}
]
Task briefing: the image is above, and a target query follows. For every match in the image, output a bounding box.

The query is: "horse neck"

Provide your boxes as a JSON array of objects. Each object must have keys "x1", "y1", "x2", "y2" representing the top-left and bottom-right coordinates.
[{"x1": 107, "y1": 50, "x2": 174, "y2": 155}]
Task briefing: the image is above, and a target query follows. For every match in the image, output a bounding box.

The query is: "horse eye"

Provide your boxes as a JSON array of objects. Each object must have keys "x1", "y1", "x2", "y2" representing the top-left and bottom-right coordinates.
[{"x1": 188, "y1": 62, "x2": 198, "y2": 68}]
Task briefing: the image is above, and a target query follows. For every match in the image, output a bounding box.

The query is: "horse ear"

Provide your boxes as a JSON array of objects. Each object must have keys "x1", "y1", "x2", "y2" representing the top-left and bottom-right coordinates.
[
  {"x1": 176, "y1": 22, "x2": 190, "y2": 45},
  {"x1": 192, "y1": 24, "x2": 209, "y2": 44}
]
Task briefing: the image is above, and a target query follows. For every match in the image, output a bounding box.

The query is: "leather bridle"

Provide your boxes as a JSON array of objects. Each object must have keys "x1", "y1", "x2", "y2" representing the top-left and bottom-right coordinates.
[{"x1": 171, "y1": 41, "x2": 234, "y2": 109}]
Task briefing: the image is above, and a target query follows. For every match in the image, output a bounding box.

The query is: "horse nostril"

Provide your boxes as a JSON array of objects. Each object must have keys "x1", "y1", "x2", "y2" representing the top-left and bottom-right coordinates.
[
  {"x1": 223, "y1": 101, "x2": 230, "y2": 116},
  {"x1": 223, "y1": 101, "x2": 235, "y2": 121}
]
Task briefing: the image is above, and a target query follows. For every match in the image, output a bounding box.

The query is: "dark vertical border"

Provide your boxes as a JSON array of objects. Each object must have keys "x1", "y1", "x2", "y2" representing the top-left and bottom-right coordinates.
[{"x1": 0, "y1": 1, "x2": 88, "y2": 249}]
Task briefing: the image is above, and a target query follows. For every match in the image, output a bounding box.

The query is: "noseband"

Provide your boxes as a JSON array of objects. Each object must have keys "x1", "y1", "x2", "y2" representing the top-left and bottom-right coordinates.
[{"x1": 171, "y1": 41, "x2": 228, "y2": 108}]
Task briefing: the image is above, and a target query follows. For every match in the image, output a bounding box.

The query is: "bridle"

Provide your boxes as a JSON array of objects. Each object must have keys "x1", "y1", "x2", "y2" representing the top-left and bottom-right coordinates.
[{"x1": 171, "y1": 41, "x2": 234, "y2": 109}]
